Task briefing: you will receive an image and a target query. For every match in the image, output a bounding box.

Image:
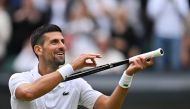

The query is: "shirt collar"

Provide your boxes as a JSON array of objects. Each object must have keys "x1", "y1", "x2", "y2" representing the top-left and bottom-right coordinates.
[
  {"x1": 30, "y1": 64, "x2": 67, "y2": 88},
  {"x1": 31, "y1": 64, "x2": 41, "y2": 80}
]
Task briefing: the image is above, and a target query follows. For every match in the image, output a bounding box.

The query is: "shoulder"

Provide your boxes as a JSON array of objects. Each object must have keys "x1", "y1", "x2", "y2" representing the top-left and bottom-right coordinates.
[
  {"x1": 9, "y1": 71, "x2": 34, "y2": 86},
  {"x1": 8, "y1": 71, "x2": 33, "y2": 95},
  {"x1": 9, "y1": 71, "x2": 32, "y2": 81}
]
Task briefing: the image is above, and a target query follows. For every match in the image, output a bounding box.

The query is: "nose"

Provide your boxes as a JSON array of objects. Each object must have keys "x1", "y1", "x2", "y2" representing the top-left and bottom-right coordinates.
[{"x1": 58, "y1": 41, "x2": 66, "y2": 50}]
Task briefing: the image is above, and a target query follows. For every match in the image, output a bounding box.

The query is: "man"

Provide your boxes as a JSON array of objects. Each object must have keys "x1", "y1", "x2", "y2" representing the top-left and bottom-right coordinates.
[
  {"x1": 9, "y1": 24, "x2": 153, "y2": 109},
  {"x1": 146, "y1": 0, "x2": 189, "y2": 71}
]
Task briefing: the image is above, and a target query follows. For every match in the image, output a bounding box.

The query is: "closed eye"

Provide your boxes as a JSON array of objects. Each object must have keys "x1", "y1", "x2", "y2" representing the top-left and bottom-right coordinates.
[{"x1": 50, "y1": 39, "x2": 59, "y2": 45}]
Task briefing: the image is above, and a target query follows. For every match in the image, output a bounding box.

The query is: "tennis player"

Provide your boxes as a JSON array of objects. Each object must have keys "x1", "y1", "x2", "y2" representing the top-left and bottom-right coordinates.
[{"x1": 9, "y1": 24, "x2": 153, "y2": 109}]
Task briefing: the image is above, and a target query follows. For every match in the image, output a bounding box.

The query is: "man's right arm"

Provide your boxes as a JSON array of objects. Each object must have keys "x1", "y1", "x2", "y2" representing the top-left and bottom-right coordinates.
[
  {"x1": 10, "y1": 54, "x2": 101, "y2": 101},
  {"x1": 13, "y1": 71, "x2": 64, "y2": 101}
]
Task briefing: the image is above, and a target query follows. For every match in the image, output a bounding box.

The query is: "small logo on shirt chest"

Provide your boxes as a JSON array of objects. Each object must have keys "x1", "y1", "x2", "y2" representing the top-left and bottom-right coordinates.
[{"x1": 62, "y1": 92, "x2": 69, "y2": 96}]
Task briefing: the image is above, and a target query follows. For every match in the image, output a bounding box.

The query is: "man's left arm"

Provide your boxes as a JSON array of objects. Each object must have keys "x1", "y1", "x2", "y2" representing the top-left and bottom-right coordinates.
[{"x1": 93, "y1": 57, "x2": 154, "y2": 109}]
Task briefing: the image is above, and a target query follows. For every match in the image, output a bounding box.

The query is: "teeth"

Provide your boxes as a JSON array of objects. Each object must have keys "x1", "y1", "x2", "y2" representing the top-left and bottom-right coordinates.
[{"x1": 57, "y1": 53, "x2": 64, "y2": 55}]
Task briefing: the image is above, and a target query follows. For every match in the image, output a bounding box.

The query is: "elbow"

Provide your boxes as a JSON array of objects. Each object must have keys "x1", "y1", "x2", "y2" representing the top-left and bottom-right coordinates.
[
  {"x1": 103, "y1": 103, "x2": 113, "y2": 109},
  {"x1": 22, "y1": 92, "x2": 36, "y2": 101},
  {"x1": 16, "y1": 89, "x2": 36, "y2": 101},
  {"x1": 95, "y1": 96, "x2": 110, "y2": 109},
  {"x1": 101, "y1": 99, "x2": 120, "y2": 109}
]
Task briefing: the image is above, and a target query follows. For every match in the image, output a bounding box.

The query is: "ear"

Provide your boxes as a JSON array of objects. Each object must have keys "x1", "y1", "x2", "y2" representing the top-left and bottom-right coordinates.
[{"x1": 34, "y1": 45, "x2": 43, "y2": 57}]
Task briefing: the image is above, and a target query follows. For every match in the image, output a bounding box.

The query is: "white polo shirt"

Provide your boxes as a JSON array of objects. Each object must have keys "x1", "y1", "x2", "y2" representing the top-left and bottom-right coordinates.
[{"x1": 9, "y1": 65, "x2": 102, "y2": 109}]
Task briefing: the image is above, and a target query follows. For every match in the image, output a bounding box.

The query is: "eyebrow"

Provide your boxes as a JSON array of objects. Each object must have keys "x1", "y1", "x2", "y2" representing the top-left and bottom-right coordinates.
[{"x1": 49, "y1": 38, "x2": 64, "y2": 43}]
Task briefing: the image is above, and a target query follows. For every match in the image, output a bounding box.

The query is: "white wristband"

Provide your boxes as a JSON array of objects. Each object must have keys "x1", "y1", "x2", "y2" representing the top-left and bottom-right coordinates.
[
  {"x1": 119, "y1": 72, "x2": 134, "y2": 88},
  {"x1": 57, "y1": 64, "x2": 74, "y2": 80}
]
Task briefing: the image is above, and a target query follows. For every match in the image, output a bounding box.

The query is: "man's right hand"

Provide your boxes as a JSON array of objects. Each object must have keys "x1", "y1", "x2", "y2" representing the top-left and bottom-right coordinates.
[{"x1": 70, "y1": 54, "x2": 102, "y2": 71}]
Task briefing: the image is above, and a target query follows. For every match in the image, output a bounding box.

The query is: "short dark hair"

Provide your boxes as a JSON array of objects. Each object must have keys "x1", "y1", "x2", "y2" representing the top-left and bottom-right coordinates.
[
  {"x1": 30, "y1": 24, "x2": 62, "y2": 50},
  {"x1": 30, "y1": 24, "x2": 63, "y2": 57}
]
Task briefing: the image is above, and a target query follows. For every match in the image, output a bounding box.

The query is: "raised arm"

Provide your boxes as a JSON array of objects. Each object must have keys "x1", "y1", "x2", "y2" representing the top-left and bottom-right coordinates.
[
  {"x1": 12, "y1": 54, "x2": 101, "y2": 101},
  {"x1": 93, "y1": 56, "x2": 154, "y2": 109}
]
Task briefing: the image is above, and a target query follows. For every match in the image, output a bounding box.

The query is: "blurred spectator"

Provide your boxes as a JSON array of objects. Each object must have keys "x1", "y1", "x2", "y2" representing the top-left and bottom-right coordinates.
[
  {"x1": 181, "y1": 13, "x2": 190, "y2": 70},
  {"x1": 0, "y1": 0, "x2": 12, "y2": 65},
  {"x1": 111, "y1": 5, "x2": 141, "y2": 58},
  {"x1": 94, "y1": 30, "x2": 125, "y2": 75},
  {"x1": 121, "y1": 0, "x2": 144, "y2": 38},
  {"x1": 49, "y1": 0, "x2": 68, "y2": 29},
  {"x1": 12, "y1": 39, "x2": 38, "y2": 72},
  {"x1": 84, "y1": 0, "x2": 118, "y2": 36},
  {"x1": 32, "y1": 0, "x2": 50, "y2": 13},
  {"x1": 147, "y1": 0, "x2": 189, "y2": 71},
  {"x1": 140, "y1": 1, "x2": 155, "y2": 52},
  {"x1": 66, "y1": 0, "x2": 98, "y2": 58},
  {"x1": 7, "y1": 0, "x2": 47, "y2": 57}
]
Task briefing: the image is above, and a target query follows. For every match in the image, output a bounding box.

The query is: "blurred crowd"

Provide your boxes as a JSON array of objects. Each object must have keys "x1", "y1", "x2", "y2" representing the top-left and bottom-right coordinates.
[{"x1": 0, "y1": 0, "x2": 190, "y2": 73}]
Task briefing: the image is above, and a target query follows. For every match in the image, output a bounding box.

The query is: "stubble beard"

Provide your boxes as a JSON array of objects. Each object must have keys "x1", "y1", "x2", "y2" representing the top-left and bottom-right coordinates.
[
  {"x1": 53, "y1": 55, "x2": 65, "y2": 66},
  {"x1": 44, "y1": 51, "x2": 66, "y2": 70}
]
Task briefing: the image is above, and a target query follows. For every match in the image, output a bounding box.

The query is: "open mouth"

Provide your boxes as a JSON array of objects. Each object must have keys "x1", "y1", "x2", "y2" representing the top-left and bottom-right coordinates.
[{"x1": 56, "y1": 52, "x2": 64, "y2": 56}]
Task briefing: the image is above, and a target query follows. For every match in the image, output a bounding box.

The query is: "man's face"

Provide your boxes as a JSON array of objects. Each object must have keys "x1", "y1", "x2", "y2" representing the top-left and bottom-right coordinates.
[{"x1": 41, "y1": 32, "x2": 66, "y2": 66}]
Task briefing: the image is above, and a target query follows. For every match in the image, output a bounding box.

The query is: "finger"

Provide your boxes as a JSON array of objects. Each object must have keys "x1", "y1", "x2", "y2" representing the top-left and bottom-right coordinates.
[
  {"x1": 85, "y1": 63, "x2": 96, "y2": 67},
  {"x1": 136, "y1": 57, "x2": 145, "y2": 70},
  {"x1": 91, "y1": 58, "x2": 97, "y2": 65},
  {"x1": 139, "y1": 57, "x2": 147, "y2": 69},
  {"x1": 86, "y1": 53, "x2": 102, "y2": 58},
  {"x1": 142, "y1": 57, "x2": 151, "y2": 67},
  {"x1": 129, "y1": 56, "x2": 138, "y2": 64},
  {"x1": 132, "y1": 58, "x2": 143, "y2": 70},
  {"x1": 146, "y1": 58, "x2": 151, "y2": 62},
  {"x1": 129, "y1": 57, "x2": 141, "y2": 67},
  {"x1": 146, "y1": 58, "x2": 154, "y2": 66},
  {"x1": 84, "y1": 55, "x2": 102, "y2": 61},
  {"x1": 140, "y1": 57, "x2": 154, "y2": 69}
]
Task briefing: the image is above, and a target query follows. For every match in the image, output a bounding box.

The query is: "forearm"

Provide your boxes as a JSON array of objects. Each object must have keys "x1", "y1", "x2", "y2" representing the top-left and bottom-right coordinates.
[
  {"x1": 16, "y1": 71, "x2": 63, "y2": 100},
  {"x1": 95, "y1": 56, "x2": 154, "y2": 109},
  {"x1": 106, "y1": 86, "x2": 128, "y2": 109},
  {"x1": 29, "y1": 72, "x2": 62, "y2": 98},
  {"x1": 105, "y1": 72, "x2": 133, "y2": 109},
  {"x1": 94, "y1": 69, "x2": 135, "y2": 109},
  {"x1": 94, "y1": 73, "x2": 133, "y2": 109}
]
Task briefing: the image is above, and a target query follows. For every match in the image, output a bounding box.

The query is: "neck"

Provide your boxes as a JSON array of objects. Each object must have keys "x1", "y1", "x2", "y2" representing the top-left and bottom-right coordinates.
[{"x1": 38, "y1": 61, "x2": 59, "y2": 76}]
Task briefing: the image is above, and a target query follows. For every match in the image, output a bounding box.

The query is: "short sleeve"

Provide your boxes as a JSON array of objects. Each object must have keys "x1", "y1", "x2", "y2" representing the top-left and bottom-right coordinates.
[
  {"x1": 77, "y1": 79, "x2": 102, "y2": 109},
  {"x1": 9, "y1": 73, "x2": 31, "y2": 98}
]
